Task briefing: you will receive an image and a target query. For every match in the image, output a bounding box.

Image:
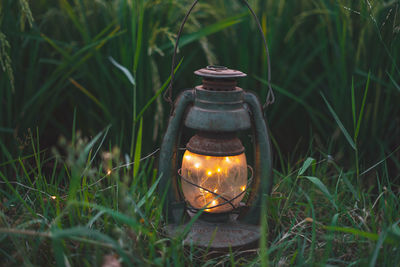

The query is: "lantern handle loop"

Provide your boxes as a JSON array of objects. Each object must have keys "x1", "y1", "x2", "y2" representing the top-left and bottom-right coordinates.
[{"x1": 164, "y1": 0, "x2": 275, "y2": 111}]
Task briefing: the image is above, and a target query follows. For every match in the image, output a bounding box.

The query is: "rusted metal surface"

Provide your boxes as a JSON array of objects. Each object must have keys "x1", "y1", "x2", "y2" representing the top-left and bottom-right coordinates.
[
  {"x1": 194, "y1": 65, "x2": 247, "y2": 79},
  {"x1": 184, "y1": 86, "x2": 251, "y2": 132},
  {"x1": 202, "y1": 78, "x2": 237, "y2": 91},
  {"x1": 165, "y1": 214, "x2": 260, "y2": 249},
  {"x1": 186, "y1": 132, "x2": 245, "y2": 156}
]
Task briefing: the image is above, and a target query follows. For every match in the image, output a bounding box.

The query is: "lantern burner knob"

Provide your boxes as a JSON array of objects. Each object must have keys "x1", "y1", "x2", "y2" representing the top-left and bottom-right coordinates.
[
  {"x1": 194, "y1": 66, "x2": 247, "y2": 79},
  {"x1": 206, "y1": 65, "x2": 228, "y2": 71},
  {"x1": 195, "y1": 65, "x2": 246, "y2": 91}
]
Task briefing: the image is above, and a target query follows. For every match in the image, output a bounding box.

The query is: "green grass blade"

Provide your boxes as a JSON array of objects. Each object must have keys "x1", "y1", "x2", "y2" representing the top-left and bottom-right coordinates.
[
  {"x1": 51, "y1": 238, "x2": 65, "y2": 267},
  {"x1": 387, "y1": 71, "x2": 400, "y2": 92},
  {"x1": 68, "y1": 201, "x2": 145, "y2": 232},
  {"x1": 354, "y1": 72, "x2": 370, "y2": 141},
  {"x1": 321, "y1": 92, "x2": 356, "y2": 150},
  {"x1": 68, "y1": 129, "x2": 104, "y2": 201},
  {"x1": 137, "y1": 174, "x2": 161, "y2": 209},
  {"x1": 369, "y1": 230, "x2": 387, "y2": 267},
  {"x1": 324, "y1": 226, "x2": 398, "y2": 245},
  {"x1": 40, "y1": 33, "x2": 72, "y2": 60},
  {"x1": 301, "y1": 176, "x2": 338, "y2": 210},
  {"x1": 0, "y1": 171, "x2": 37, "y2": 217},
  {"x1": 135, "y1": 58, "x2": 183, "y2": 122},
  {"x1": 298, "y1": 157, "x2": 316, "y2": 176},
  {"x1": 69, "y1": 78, "x2": 109, "y2": 116},
  {"x1": 133, "y1": 0, "x2": 144, "y2": 73},
  {"x1": 351, "y1": 77, "x2": 356, "y2": 132},
  {"x1": 109, "y1": 56, "x2": 135, "y2": 86},
  {"x1": 133, "y1": 118, "x2": 143, "y2": 179},
  {"x1": 160, "y1": 14, "x2": 246, "y2": 51}
]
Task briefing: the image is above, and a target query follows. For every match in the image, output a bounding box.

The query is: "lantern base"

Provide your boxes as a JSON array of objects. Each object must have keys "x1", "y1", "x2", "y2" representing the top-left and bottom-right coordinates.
[{"x1": 165, "y1": 216, "x2": 260, "y2": 249}]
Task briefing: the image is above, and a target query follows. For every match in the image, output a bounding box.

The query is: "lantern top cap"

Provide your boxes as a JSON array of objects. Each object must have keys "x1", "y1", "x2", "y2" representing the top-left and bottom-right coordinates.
[{"x1": 194, "y1": 65, "x2": 247, "y2": 79}]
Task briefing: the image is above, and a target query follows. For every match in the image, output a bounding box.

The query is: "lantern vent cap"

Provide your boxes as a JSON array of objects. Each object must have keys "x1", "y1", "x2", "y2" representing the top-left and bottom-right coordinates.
[
  {"x1": 186, "y1": 132, "x2": 245, "y2": 156},
  {"x1": 194, "y1": 65, "x2": 247, "y2": 79}
]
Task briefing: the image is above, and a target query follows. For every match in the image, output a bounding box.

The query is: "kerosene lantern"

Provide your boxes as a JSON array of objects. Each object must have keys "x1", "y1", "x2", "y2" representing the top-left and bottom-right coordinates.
[{"x1": 158, "y1": 0, "x2": 273, "y2": 249}]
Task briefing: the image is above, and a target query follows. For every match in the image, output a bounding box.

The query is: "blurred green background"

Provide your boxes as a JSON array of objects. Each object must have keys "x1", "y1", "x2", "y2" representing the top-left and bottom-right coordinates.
[{"x1": 1, "y1": 0, "x2": 399, "y2": 172}]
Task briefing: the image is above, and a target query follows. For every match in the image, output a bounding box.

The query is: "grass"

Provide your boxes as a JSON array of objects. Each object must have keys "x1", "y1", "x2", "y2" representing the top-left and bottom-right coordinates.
[
  {"x1": 0, "y1": 0, "x2": 400, "y2": 265},
  {"x1": 0, "y1": 131, "x2": 399, "y2": 265}
]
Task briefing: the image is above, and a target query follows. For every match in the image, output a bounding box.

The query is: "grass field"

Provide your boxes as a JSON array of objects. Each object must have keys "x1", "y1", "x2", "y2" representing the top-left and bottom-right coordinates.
[{"x1": 1, "y1": 0, "x2": 399, "y2": 266}]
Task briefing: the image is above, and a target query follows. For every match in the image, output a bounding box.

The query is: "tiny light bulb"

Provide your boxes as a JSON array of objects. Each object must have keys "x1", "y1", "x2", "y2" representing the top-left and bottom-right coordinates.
[
  {"x1": 185, "y1": 155, "x2": 192, "y2": 160},
  {"x1": 241, "y1": 186, "x2": 246, "y2": 191},
  {"x1": 107, "y1": 169, "x2": 112, "y2": 175},
  {"x1": 211, "y1": 200, "x2": 217, "y2": 206},
  {"x1": 214, "y1": 189, "x2": 218, "y2": 193},
  {"x1": 217, "y1": 168, "x2": 221, "y2": 173},
  {"x1": 207, "y1": 171, "x2": 212, "y2": 176},
  {"x1": 50, "y1": 196, "x2": 57, "y2": 200},
  {"x1": 194, "y1": 163, "x2": 200, "y2": 169},
  {"x1": 225, "y1": 157, "x2": 230, "y2": 163}
]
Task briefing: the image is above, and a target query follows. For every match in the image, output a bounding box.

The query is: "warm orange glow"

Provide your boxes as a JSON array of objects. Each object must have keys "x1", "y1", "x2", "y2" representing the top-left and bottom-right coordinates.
[
  {"x1": 50, "y1": 196, "x2": 57, "y2": 200},
  {"x1": 181, "y1": 150, "x2": 247, "y2": 213}
]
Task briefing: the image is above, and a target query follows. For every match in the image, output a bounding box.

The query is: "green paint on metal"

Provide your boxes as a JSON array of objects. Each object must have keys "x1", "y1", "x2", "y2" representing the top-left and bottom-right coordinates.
[{"x1": 158, "y1": 90, "x2": 194, "y2": 223}]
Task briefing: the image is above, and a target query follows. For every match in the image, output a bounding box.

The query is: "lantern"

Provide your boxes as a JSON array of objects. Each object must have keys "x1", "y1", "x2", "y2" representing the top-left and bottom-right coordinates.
[{"x1": 158, "y1": 1, "x2": 274, "y2": 249}]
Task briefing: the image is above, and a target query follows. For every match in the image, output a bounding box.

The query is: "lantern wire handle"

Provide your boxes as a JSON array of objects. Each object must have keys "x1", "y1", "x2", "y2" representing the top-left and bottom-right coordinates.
[{"x1": 164, "y1": 0, "x2": 275, "y2": 112}]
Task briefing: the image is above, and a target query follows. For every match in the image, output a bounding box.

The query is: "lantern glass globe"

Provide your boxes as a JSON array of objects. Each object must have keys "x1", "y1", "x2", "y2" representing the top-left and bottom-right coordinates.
[{"x1": 181, "y1": 150, "x2": 248, "y2": 213}]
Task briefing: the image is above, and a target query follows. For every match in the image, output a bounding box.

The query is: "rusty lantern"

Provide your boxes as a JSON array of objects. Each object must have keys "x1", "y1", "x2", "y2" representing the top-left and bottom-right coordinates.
[{"x1": 158, "y1": 0, "x2": 274, "y2": 249}]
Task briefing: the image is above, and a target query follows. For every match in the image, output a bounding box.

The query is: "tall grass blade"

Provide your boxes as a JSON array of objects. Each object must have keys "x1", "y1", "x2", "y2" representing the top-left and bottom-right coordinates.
[
  {"x1": 69, "y1": 78, "x2": 108, "y2": 115},
  {"x1": 354, "y1": 72, "x2": 370, "y2": 141},
  {"x1": 68, "y1": 130, "x2": 104, "y2": 201},
  {"x1": 68, "y1": 201, "x2": 144, "y2": 232},
  {"x1": 137, "y1": 174, "x2": 161, "y2": 208},
  {"x1": 260, "y1": 194, "x2": 269, "y2": 267},
  {"x1": 135, "y1": 58, "x2": 183, "y2": 122},
  {"x1": 298, "y1": 157, "x2": 316, "y2": 176},
  {"x1": 387, "y1": 71, "x2": 400, "y2": 92},
  {"x1": 109, "y1": 57, "x2": 135, "y2": 86},
  {"x1": 160, "y1": 14, "x2": 246, "y2": 51},
  {"x1": 321, "y1": 92, "x2": 356, "y2": 150},
  {"x1": 133, "y1": 0, "x2": 144, "y2": 73},
  {"x1": 301, "y1": 176, "x2": 338, "y2": 210},
  {"x1": 351, "y1": 77, "x2": 356, "y2": 131},
  {"x1": 369, "y1": 230, "x2": 387, "y2": 267},
  {"x1": 324, "y1": 226, "x2": 398, "y2": 245},
  {"x1": 133, "y1": 118, "x2": 143, "y2": 179}
]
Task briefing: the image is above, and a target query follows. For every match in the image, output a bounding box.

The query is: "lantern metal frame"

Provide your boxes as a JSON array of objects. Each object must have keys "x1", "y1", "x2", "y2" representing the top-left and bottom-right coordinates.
[{"x1": 158, "y1": 0, "x2": 274, "y2": 249}]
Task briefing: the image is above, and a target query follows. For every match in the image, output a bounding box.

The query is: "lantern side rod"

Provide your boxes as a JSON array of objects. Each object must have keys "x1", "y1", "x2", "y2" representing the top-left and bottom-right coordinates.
[
  {"x1": 159, "y1": 90, "x2": 194, "y2": 223},
  {"x1": 239, "y1": 92, "x2": 273, "y2": 225}
]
